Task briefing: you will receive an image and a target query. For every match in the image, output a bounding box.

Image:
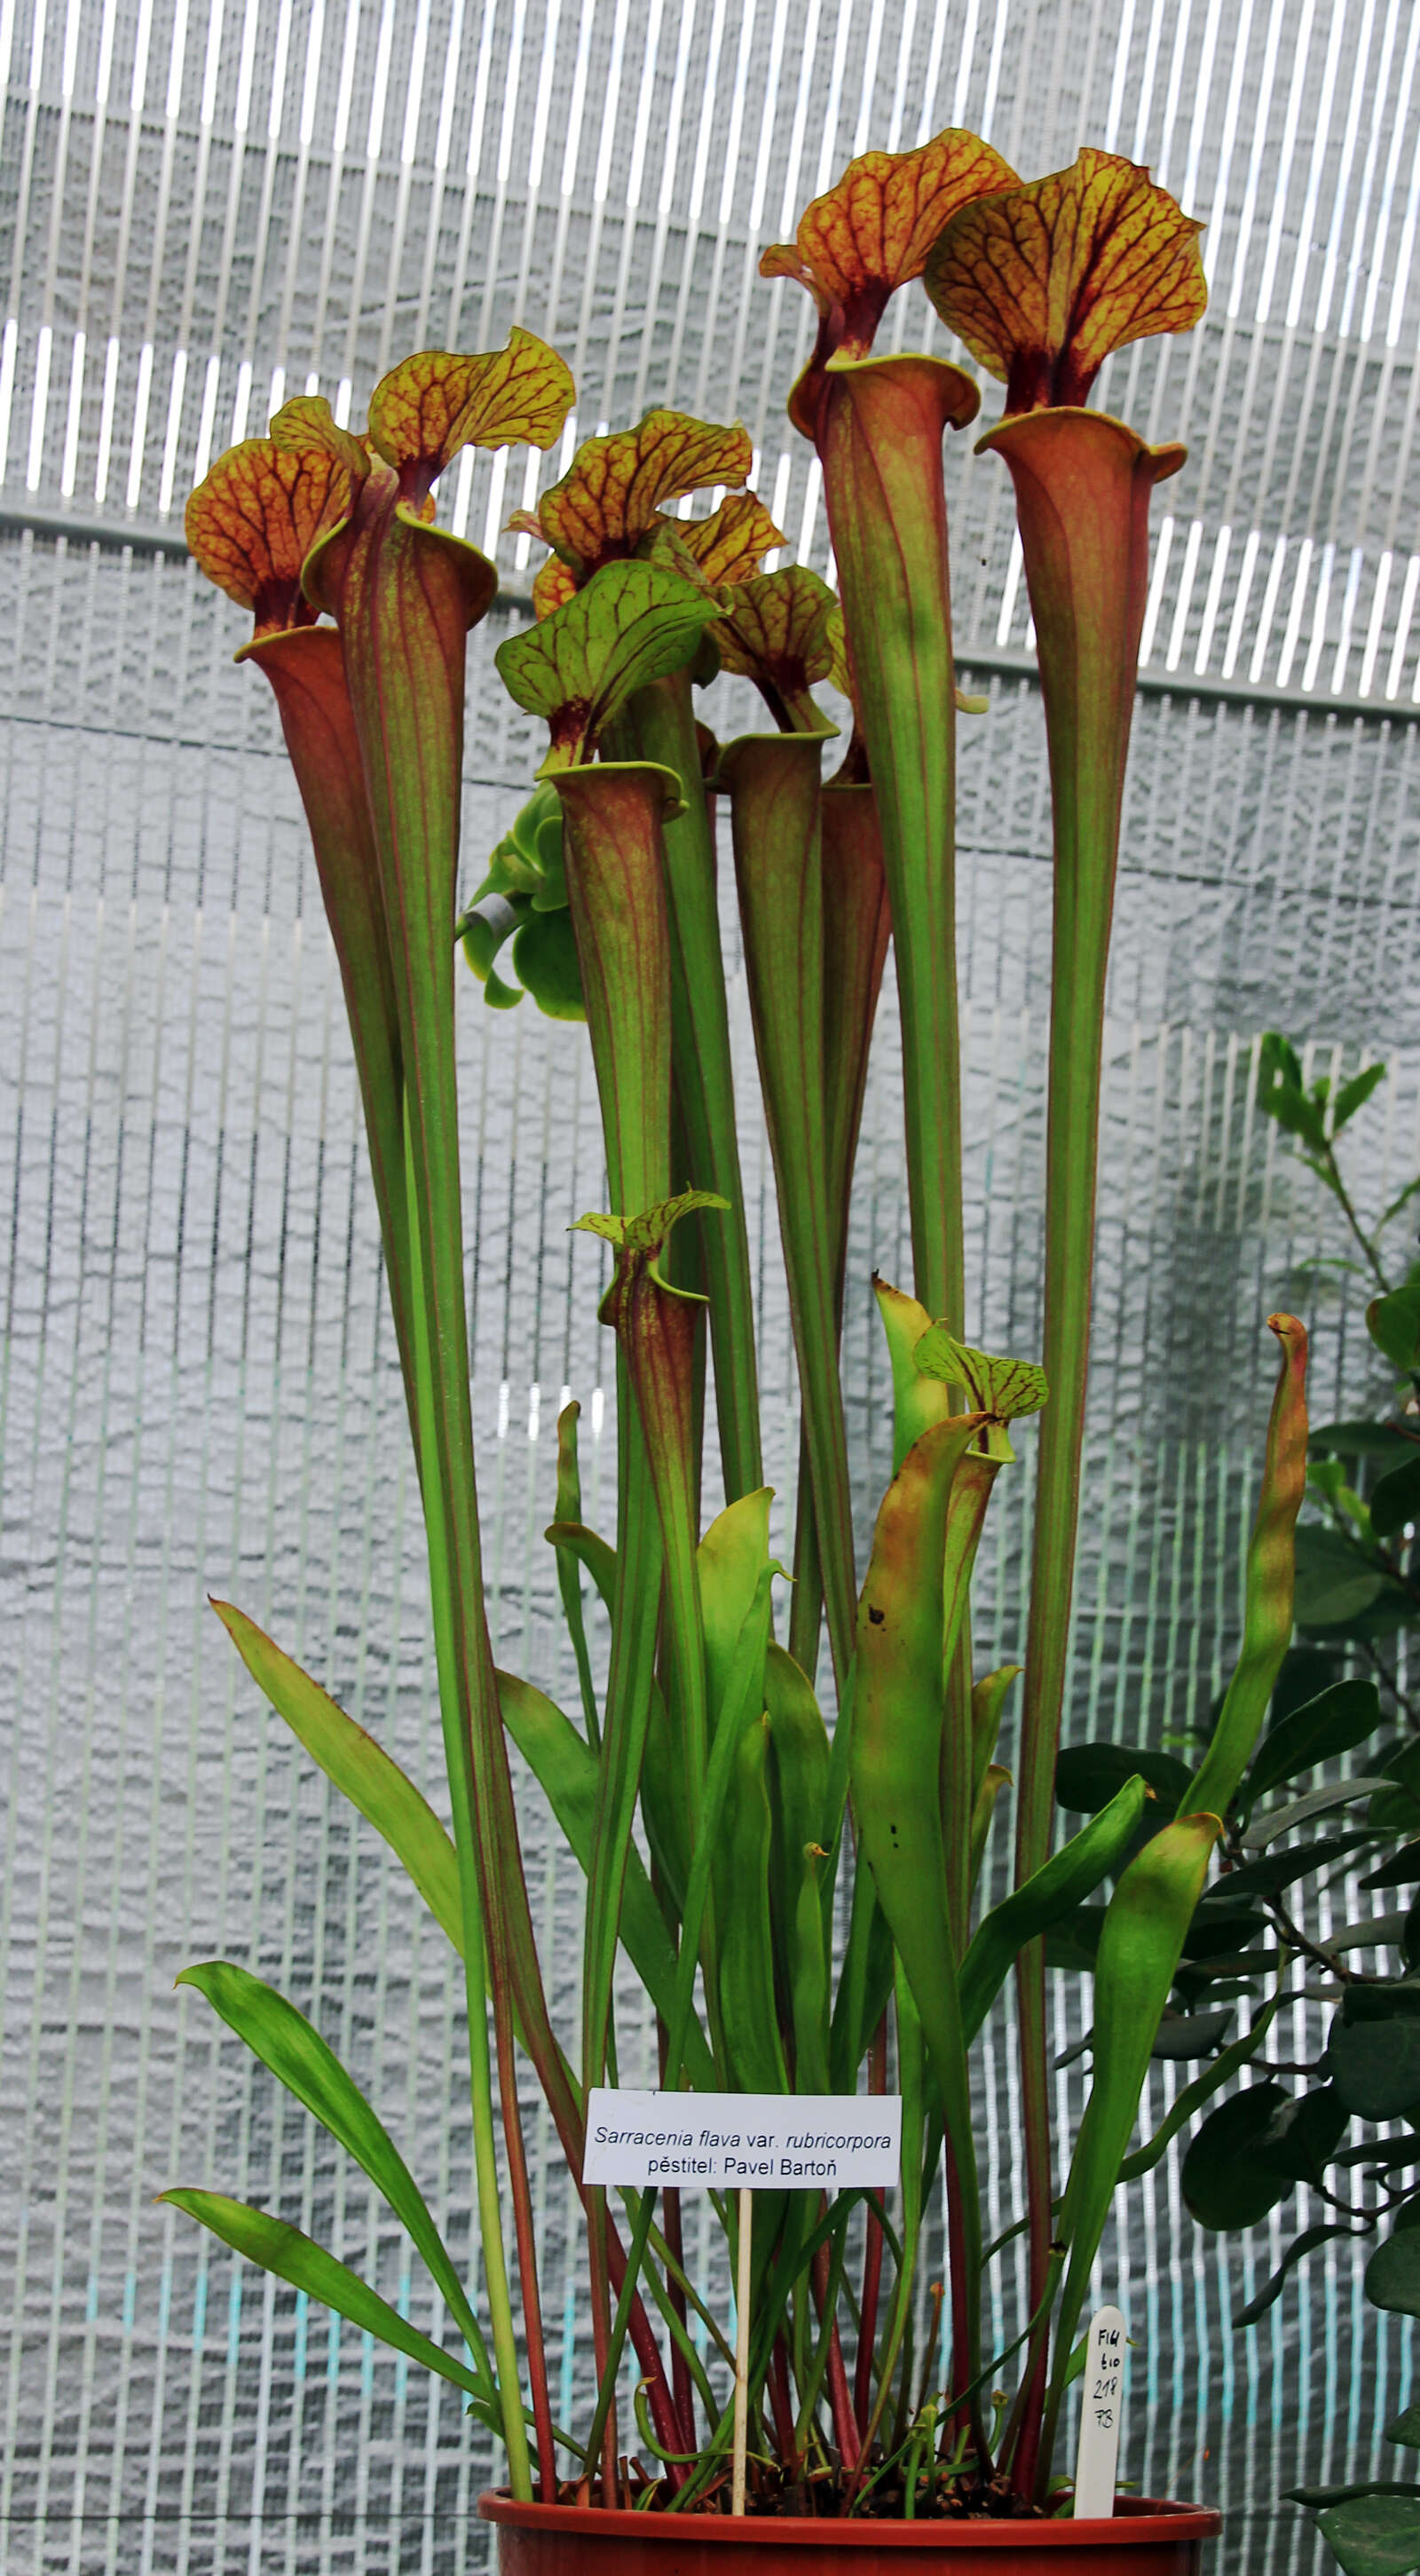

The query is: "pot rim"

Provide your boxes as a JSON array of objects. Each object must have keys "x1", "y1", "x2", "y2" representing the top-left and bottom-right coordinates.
[{"x1": 477, "y1": 2491, "x2": 1224, "y2": 2546}]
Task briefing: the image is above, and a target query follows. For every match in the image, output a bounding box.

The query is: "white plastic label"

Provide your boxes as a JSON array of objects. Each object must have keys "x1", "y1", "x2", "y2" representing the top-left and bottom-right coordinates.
[
  {"x1": 581, "y1": 2089, "x2": 903, "y2": 2191},
  {"x1": 1074, "y1": 2303, "x2": 1125, "y2": 2518}
]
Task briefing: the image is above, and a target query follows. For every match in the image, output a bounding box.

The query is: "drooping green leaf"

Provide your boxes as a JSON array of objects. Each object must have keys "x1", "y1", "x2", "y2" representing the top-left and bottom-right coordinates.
[
  {"x1": 960, "y1": 1774, "x2": 1148, "y2": 2038},
  {"x1": 1233, "y1": 2222, "x2": 1369, "y2": 2329},
  {"x1": 1326, "y1": 1995, "x2": 1420, "y2": 2122},
  {"x1": 1371, "y1": 1451, "x2": 1420, "y2": 1541},
  {"x1": 1180, "y1": 2082, "x2": 1297, "y2": 2230},
  {"x1": 495, "y1": 561, "x2": 721, "y2": 770},
  {"x1": 211, "y1": 1600, "x2": 462, "y2": 1952},
  {"x1": 1388, "y1": 2404, "x2": 1420, "y2": 2450},
  {"x1": 1316, "y1": 2493, "x2": 1420, "y2": 2576},
  {"x1": 543, "y1": 1519, "x2": 618, "y2": 1618},
  {"x1": 176, "y1": 1960, "x2": 488, "y2": 2369},
  {"x1": 548, "y1": 1403, "x2": 600, "y2": 1742},
  {"x1": 1246, "y1": 1679, "x2": 1384, "y2": 1803},
  {"x1": 1054, "y1": 1741, "x2": 1191, "y2": 1813},
  {"x1": 159, "y1": 2193, "x2": 497, "y2": 2421}
]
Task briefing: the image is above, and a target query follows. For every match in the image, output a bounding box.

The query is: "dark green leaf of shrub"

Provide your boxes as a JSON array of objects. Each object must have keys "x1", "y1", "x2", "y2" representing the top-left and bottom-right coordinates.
[
  {"x1": 1369, "y1": 2229, "x2": 1420, "y2": 2319},
  {"x1": 1294, "y1": 1525, "x2": 1386, "y2": 1631},
  {"x1": 1316, "y1": 2493, "x2": 1420, "y2": 2576},
  {"x1": 1054, "y1": 1742, "x2": 1191, "y2": 1814},
  {"x1": 1311, "y1": 1424, "x2": 1416, "y2": 1464},
  {"x1": 1258, "y1": 2084, "x2": 1349, "y2": 2184},
  {"x1": 1326, "y1": 1996, "x2": 1420, "y2": 2122},
  {"x1": 1181, "y1": 2082, "x2": 1296, "y2": 2230},
  {"x1": 1371, "y1": 1452, "x2": 1420, "y2": 1542},
  {"x1": 1247, "y1": 1679, "x2": 1384, "y2": 1802},
  {"x1": 1363, "y1": 1845, "x2": 1420, "y2": 1892}
]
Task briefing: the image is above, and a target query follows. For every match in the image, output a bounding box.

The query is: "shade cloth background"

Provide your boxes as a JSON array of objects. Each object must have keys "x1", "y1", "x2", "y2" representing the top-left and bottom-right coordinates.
[{"x1": 4, "y1": 0, "x2": 1420, "y2": 2564}]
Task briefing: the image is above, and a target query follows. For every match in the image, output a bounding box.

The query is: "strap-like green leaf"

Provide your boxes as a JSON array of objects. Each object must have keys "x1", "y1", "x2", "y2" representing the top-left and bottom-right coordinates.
[
  {"x1": 495, "y1": 562, "x2": 721, "y2": 769},
  {"x1": 159, "y1": 2191, "x2": 497, "y2": 2422},
  {"x1": 213, "y1": 1600, "x2": 462, "y2": 1952},
  {"x1": 177, "y1": 1960, "x2": 490, "y2": 2379},
  {"x1": 496, "y1": 1670, "x2": 718, "y2": 2092}
]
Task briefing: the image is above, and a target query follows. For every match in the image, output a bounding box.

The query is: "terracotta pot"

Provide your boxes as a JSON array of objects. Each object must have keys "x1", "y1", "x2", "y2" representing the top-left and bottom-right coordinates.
[{"x1": 479, "y1": 2492, "x2": 1221, "y2": 2572}]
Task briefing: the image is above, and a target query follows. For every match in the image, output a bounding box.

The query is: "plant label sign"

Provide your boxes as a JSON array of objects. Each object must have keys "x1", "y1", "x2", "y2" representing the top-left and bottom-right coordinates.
[
  {"x1": 582, "y1": 2090, "x2": 903, "y2": 2191},
  {"x1": 1073, "y1": 2304, "x2": 1126, "y2": 2519}
]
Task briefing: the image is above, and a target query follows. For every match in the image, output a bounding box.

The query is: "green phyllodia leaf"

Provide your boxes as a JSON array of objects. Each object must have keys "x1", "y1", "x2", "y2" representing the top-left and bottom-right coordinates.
[
  {"x1": 158, "y1": 2193, "x2": 498, "y2": 2422},
  {"x1": 175, "y1": 1960, "x2": 488, "y2": 2372},
  {"x1": 211, "y1": 1600, "x2": 462, "y2": 1952},
  {"x1": 913, "y1": 1324, "x2": 1047, "y2": 1419},
  {"x1": 494, "y1": 561, "x2": 721, "y2": 768}
]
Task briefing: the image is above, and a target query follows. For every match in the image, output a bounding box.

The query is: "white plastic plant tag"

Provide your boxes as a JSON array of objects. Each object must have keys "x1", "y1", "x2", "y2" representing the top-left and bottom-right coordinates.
[
  {"x1": 581, "y1": 2089, "x2": 902, "y2": 2190},
  {"x1": 1073, "y1": 2304, "x2": 1126, "y2": 2517}
]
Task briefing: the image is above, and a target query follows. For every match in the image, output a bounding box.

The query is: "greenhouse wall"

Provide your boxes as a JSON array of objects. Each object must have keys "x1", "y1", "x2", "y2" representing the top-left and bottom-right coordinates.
[{"x1": 3, "y1": 0, "x2": 1420, "y2": 2566}]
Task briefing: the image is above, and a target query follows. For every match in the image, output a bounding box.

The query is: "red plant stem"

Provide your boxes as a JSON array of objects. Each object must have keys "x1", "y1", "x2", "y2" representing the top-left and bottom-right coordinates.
[
  {"x1": 588, "y1": 2193, "x2": 619, "y2": 2504},
  {"x1": 812, "y1": 2231, "x2": 864, "y2": 2467},
  {"x1": 943, "y1": 2136, "x2": 989, "y2": 2466},
  {"x1": 493, "y1": 2004, "x2": 556, "y2": 2497},
  {"x1": 768, "y1": 2338, "x2": 799, "y2": 2469},
  {"x1": 854, "y1": 2017, "x2": 888, "y2": 2430},
  {"x1": 656, "y1": 2014, "x2": 696, "y2": 2453},
  {"x1": 604, "y1": 2220, "x2": 686, "y2": 2484}
]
